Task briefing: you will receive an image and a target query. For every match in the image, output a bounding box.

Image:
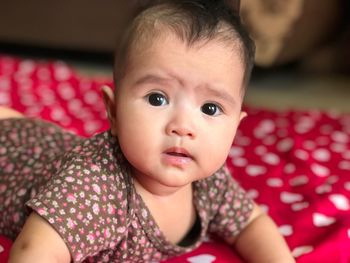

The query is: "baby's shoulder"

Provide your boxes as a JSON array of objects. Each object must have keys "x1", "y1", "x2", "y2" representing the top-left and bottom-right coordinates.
[{"x1": 56, "y1": 131, "x2": 128, "y2": 184}]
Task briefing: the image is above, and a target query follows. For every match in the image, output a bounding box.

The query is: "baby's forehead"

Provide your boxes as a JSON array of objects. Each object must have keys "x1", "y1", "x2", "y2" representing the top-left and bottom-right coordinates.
[
  {"x1": 130, "y1": 27, "x2": 243, "y2": 62},
  {"x1": 121, "y1": 30, "x2": 245, "y2": 96}
]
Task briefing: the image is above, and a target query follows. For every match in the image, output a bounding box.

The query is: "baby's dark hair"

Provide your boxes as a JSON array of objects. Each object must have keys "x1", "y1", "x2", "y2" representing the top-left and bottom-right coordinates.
[{"x1": 114, "y1": 0, "x2": 255, "y2": 91}]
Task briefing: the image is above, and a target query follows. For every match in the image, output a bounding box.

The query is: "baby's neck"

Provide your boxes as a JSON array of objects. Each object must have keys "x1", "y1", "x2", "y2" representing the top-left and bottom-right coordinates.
[{"x1": 134, "y1": 180, "x2": 196, "y2": 244}]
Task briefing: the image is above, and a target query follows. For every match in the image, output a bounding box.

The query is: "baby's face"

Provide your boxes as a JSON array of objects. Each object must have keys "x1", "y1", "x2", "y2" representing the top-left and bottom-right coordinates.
[{"x1": 111, "y1": 32, "x2": 246, "y2": 195}]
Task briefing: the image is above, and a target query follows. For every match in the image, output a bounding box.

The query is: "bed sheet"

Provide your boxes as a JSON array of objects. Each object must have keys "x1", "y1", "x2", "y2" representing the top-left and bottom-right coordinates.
[{"x1": 0, "y1": 55, "x2": 349, "y2": 262}]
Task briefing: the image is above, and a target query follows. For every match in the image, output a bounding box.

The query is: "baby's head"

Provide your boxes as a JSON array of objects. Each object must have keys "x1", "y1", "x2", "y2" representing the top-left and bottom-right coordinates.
[
  {"x1": 114, "y1": 0, "x2": 255, "y2": 93},
  {"x1": 103, "y1": 0, "x2": 255, "y2": 194}
]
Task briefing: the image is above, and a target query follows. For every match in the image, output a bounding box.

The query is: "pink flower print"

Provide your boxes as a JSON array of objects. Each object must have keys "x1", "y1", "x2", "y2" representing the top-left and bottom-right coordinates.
[
  {"x1": 59, "y1": 209, "x2": 66, "y2": 215},
  {"x1": 228, "y1": 224, "x2": 238, "y2": 233},
  {"x1": 117, "y1": 226, "x2": 126, "y2": 234},
  {"x1": 209, "y1": 191, "x2": 215, "y2": 198},
  {"x1": 87, "y1": 212, "x2": 93, "y2": 220},
  {"x1": 59, "y1": 226, "x2": 67, "y2": 235},
  {"x1": 17, "y1": 188, "x2": 27, "y2": 197},
  {"x1": 219, "y1": 206, "x2": 226, "y2": 214},
  {"x1": 77, "y1": 213, "x2": 83, "y2": 220},
  {"x1": 87, "y1": 233, "x2": 95, "y2": 244},
  {"x1": 4, "y1": 163, "x2": 14, "y2": 172},
  {"x1": 91, "y1": 194, "x2": 99, "y2": 201},
  {"x1": 98, "y1": 217, "x2": 105, "y2": 225},
  {"x1": 37, "y1": 208, "x2": 48, "y2": 216},
  {"x1": 107, "y1": 204, "x2": 115, "y2": 215},
  {"x1": 141, "y1": 209, "x2": 148, "y2": 218},
  {"x1": 0, "y1": 146, "x2": 7, "y2": 154},
  {"x1": 85, "y1": 199, "x2": 91, "y2": 206},
  {"x1": 0, "y1": 184, "x2": 7, "y2": 194},
  {"x1": 33, "y1": 146, "x2": 42, "y2": 154},
  {"x1": 233, "y1": 199, "x2": 242, "y2": 209},
  {"x1": 92, "y1": 184, "x2": 101, "y2": 194},
  {"x1": 104, "y1": 228, "x2": 111, "y2": 238},
  {"x1": 67, "y1": 218, "x2": 76, "y2": 229},
  {"x1": 76, "y1": 253, "x2": 84, "y2": 262},
  {"x1": 139, "y1": 237, "x2": 146, "y2": 245},
  {"x1": 22, "y1": 166, "x2": 31, "y2": 174},
  {"x1": 66, "y1": 193, "x2": 77, "y2": 204},
  {"x1": 91, "y1": 164, "x2": 100, "y2": 172},
  {"x1": 211, "y1": 204, "x2": 219, "y2": 210},
  {"x1": 12, "y1": 212, "x2": 20, "y2": 223},
  {"x1": 131, "y1": 220, "x2": 138, "y2": 228},
  {"x1": 65, "y1": 176, "x2": 75, "y2": 183},
  {"x1": 120, "y1": 240, "x2": 127, "y2": 250},
  {"x1": 92, "y1": 203, "x2": 100, "y2": 215},
  {"x1": 9, "y1": 133, "x2": 19, "y2": 141},
  {"x1": 68, "y1": 235, "x2": 74, "y2": 243}
]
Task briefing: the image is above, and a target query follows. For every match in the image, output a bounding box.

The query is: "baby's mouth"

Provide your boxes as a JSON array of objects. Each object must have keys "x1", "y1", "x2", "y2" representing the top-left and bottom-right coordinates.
[
  {"x1": 164, "y1": 147, "x2": 193, "y2": 159},
  {"x1": 167, "y1": 152, "x2": 188, "y2": 157}
]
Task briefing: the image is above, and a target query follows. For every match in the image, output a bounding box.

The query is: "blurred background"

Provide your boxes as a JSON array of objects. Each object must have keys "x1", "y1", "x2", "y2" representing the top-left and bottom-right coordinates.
[{"x1": 0, "y1": 0, "x2": 349, "y2": 112}]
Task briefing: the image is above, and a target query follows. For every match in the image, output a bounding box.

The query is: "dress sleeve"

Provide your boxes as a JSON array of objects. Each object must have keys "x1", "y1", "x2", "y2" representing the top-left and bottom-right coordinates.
[
  {"x1": 26, "y1": 152, "x2": 128, "y2": 262},
  {"x1": 207, "y1": 166, "x2": 254, "y2": 242}
]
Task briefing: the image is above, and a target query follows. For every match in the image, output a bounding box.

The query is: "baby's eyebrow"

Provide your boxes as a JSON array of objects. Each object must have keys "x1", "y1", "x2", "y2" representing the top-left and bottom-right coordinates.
[
  {"x1": 200, "y1": 85, "x2": 237, "y2": 107},
  {"x1": 134, "y1": 74, "x2": 180, "y2": 86}
]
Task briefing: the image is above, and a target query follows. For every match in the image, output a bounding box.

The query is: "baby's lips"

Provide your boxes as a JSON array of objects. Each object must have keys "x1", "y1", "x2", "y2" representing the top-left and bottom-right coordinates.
[{"x1": 164, "y1": 147, "x2": 193, "y2": 159}]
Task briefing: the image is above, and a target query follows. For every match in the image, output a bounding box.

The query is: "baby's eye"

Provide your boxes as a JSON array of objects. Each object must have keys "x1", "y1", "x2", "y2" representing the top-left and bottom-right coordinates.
[
  {"x1": 201, "y1": 103, "x2": 222, "y2": 116},
  {"x1": 147, "y1": 92, "x2": 168, "y2": 106}
]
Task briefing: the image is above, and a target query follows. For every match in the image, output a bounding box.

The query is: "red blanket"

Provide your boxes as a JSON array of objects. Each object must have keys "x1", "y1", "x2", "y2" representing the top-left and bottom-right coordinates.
[{"x1": 0, "y1": 55, "x2": 349, "y2": 262}]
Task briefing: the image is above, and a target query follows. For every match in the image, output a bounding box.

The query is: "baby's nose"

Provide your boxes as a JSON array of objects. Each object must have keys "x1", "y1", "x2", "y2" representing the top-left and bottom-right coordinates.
[{"x1": 165, "y1": 111, "x2": 196, "y2": 139}]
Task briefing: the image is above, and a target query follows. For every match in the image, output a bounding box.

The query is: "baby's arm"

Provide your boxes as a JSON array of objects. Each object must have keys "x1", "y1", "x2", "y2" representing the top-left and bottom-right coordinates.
[
  {"x1": 9, "y1": 212, "x2": 71, "y2": 263},
  {"x1": 232, "y1": 204, "x2": 295, "y2": 263}
]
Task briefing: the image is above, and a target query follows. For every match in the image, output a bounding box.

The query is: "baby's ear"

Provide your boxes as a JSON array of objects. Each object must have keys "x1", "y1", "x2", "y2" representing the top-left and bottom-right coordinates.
[
  {"x1": 239, "y1": 111, "x2": 247, "y2": 122},
  {"x1": 101, "y1": 85, "x2": 118, "y2": 136}
]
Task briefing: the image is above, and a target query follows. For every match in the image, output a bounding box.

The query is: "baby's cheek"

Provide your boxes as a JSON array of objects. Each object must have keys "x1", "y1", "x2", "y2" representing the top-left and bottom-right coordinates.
[{"x1": 204, "y1": 142, "x2": 230, "y2": 170}]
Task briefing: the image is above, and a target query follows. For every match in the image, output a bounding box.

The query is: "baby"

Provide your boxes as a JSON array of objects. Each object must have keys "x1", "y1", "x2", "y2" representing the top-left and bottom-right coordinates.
[{"x1": 1, "y1": 0, "x2": 294, "y2": 262}]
